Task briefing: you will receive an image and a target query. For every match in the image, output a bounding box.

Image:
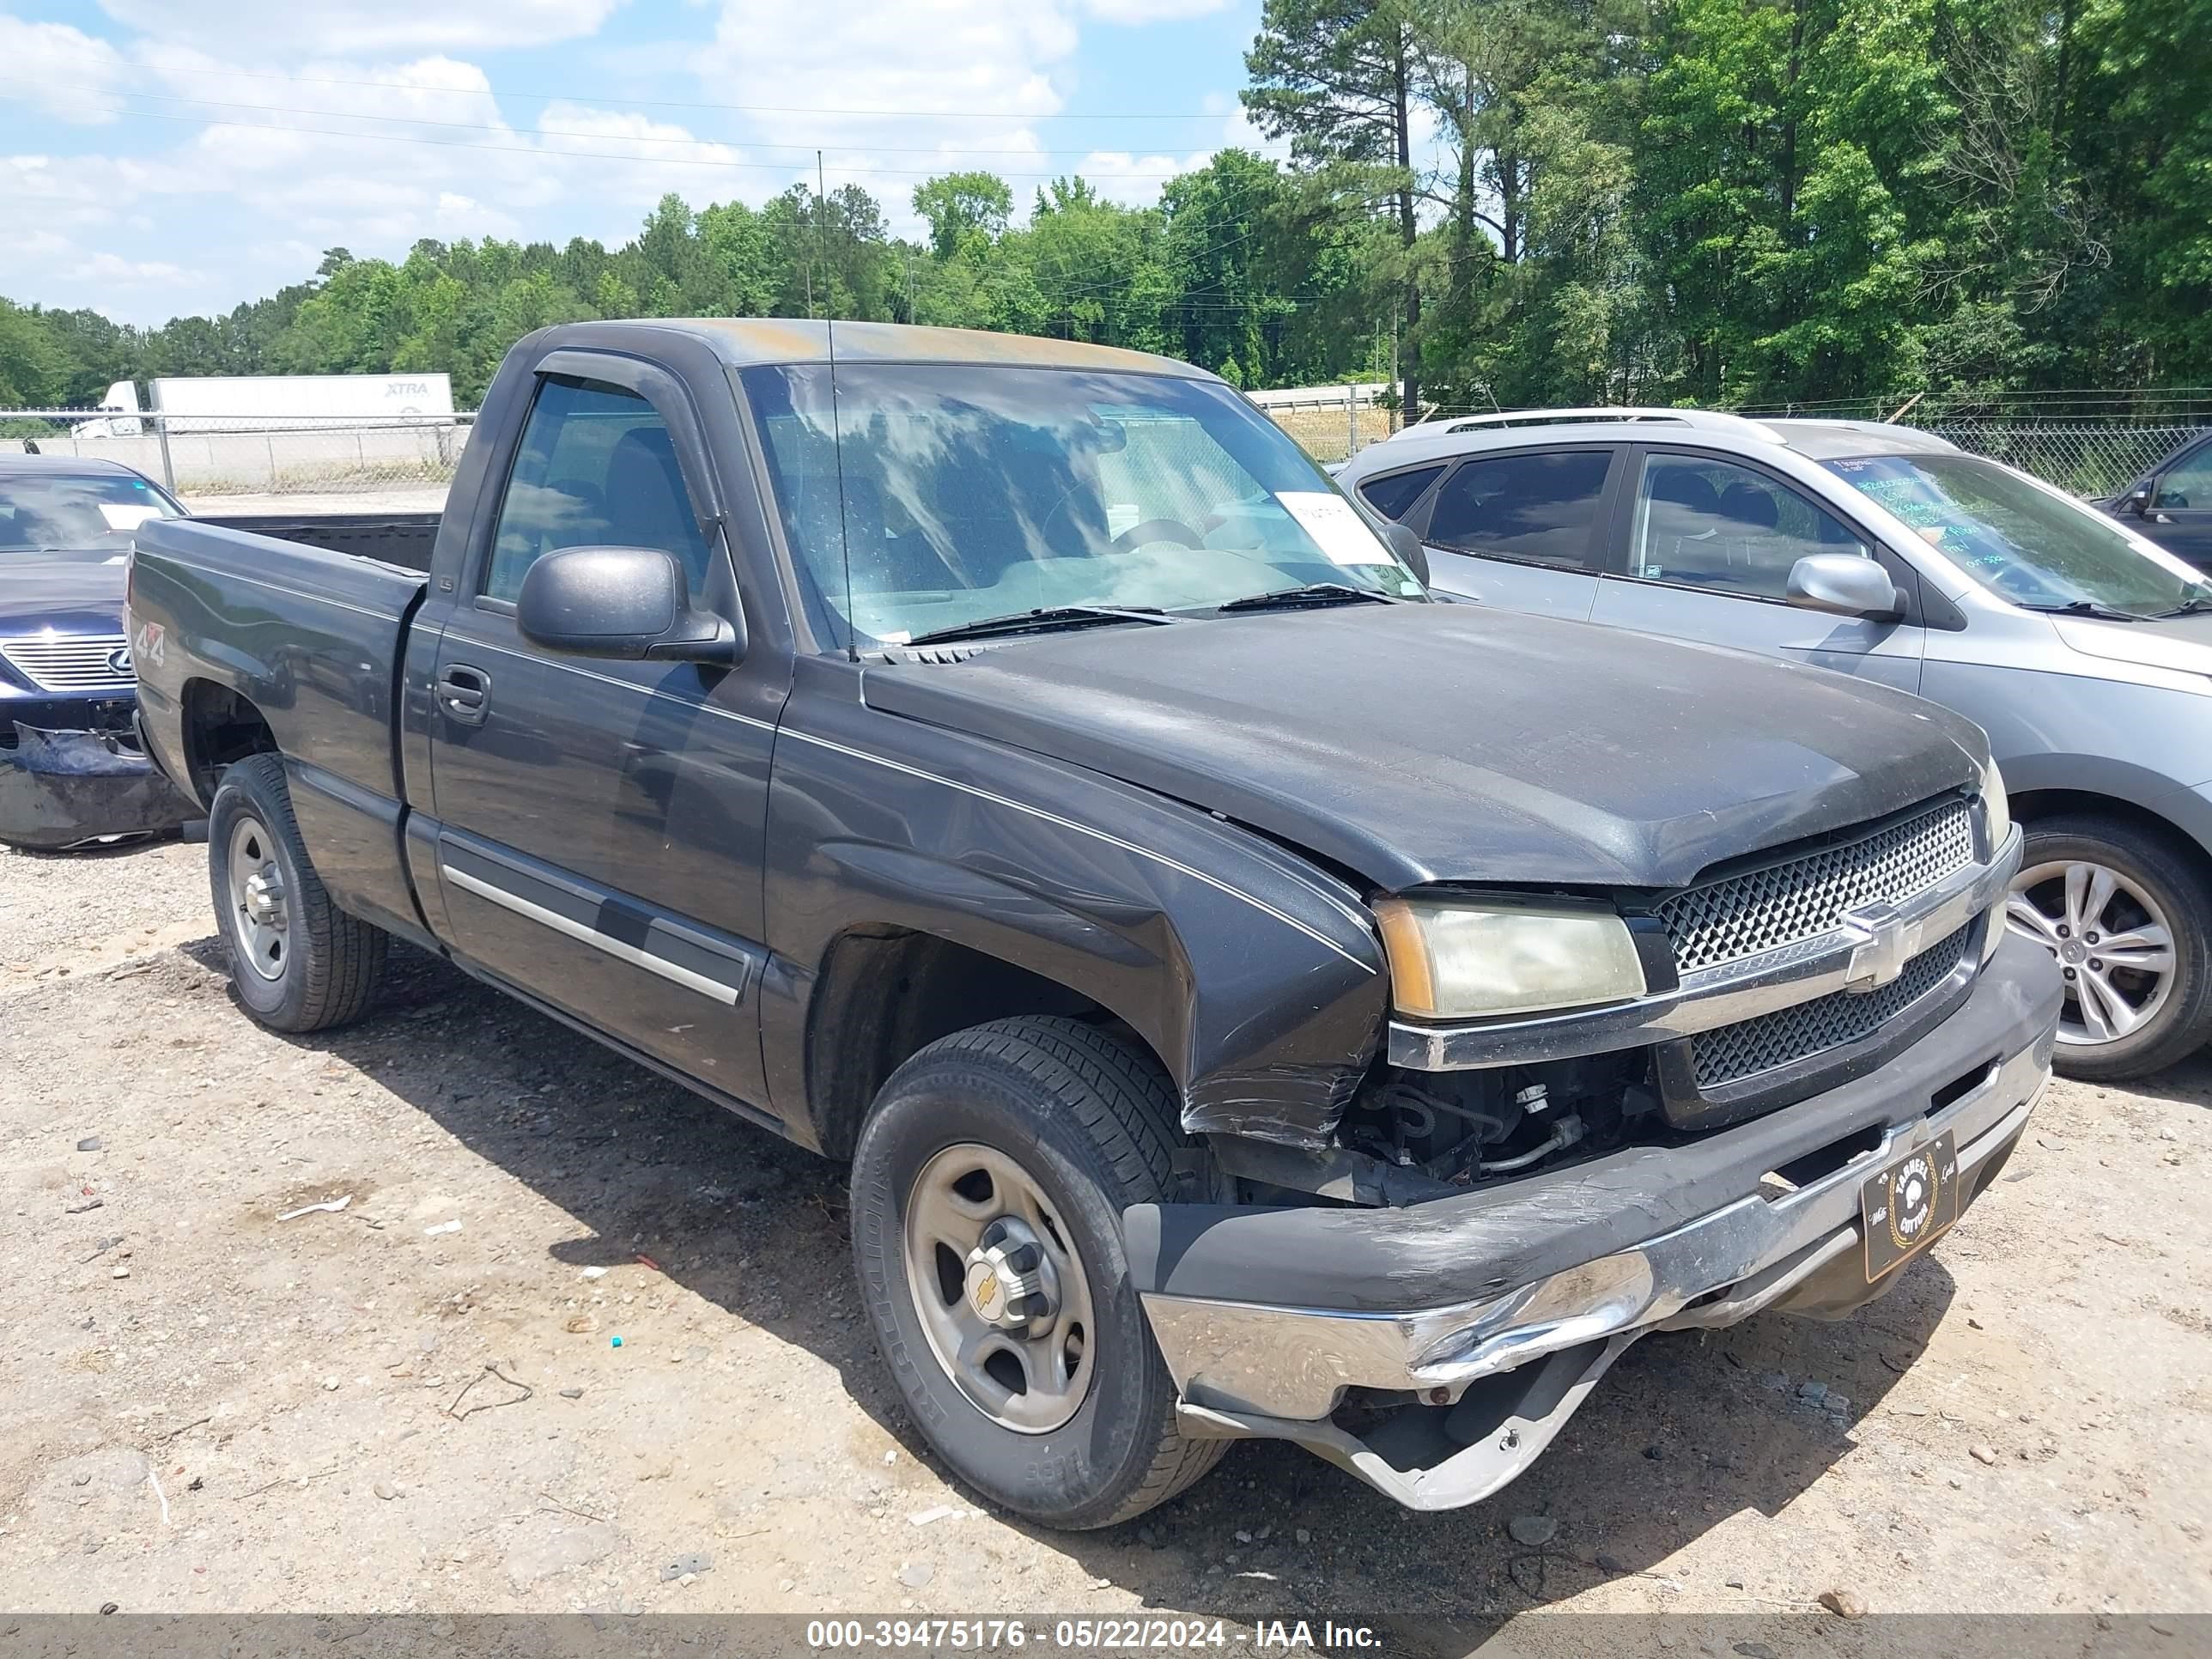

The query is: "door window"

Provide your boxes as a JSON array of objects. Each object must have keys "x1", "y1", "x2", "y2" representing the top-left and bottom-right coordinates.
[
  {"x1": 1630, "y1": 453, "x2": 1869, "y2": 599},
  {"x1": 2154, "y1": 442, "x2": 2212, "y2": 509},
  {"x1": 484, "y1": 376, "x2": 714, "y2": 603},
  {"x1": 1425, "y1": 450, "x2": 1613, "y2": 569},
  {"x1": 1357, "y1": 465, "x2": 1444, "y2": 522}
]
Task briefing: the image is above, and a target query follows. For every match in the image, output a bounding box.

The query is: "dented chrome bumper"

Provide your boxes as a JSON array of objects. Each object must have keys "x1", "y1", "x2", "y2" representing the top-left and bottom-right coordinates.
[{"x1": 1125, "y1": 933, "x2": 2061, "y2": 1511}]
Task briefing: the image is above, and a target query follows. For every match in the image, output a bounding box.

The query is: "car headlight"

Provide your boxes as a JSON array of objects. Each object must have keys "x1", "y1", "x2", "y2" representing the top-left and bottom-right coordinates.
[
  {"x1": 1981, "y1": 757, "x2": 2011, "y2": 851},
  {"x1": 1372, "y1": 897, "x2": 1648, "y2": 1020}
]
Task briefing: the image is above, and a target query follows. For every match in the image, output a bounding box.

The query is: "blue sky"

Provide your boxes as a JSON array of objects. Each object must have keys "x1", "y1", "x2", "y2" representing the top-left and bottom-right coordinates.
[{"x1": 0, "y1": 0, "x2": 1275, "y2": 325}]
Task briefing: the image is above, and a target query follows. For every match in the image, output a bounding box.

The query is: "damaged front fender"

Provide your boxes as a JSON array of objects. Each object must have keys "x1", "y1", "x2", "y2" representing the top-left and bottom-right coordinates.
[{"x1": 0, "y1": 724, "x2": 197, "y2": 851}]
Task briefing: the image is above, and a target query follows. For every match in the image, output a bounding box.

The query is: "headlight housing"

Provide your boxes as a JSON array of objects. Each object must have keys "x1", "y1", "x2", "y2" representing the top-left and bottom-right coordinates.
[
  {"x1": 1373, "y1": 897, "x2": 1648, "y2": 1021},
  {"x1": 1980, "y1": 757, "x2": 2011, "y2": 851}
]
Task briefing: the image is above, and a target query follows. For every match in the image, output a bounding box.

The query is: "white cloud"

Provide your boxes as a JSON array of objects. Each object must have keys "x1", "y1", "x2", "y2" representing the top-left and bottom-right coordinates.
[
  {"x1": 0, "y1": 16, "x2": 131, "y2": 125},
  {"x1": 1073, "y1": 110, "x2": 1270, "y2": 207},
  {"x1": 68, "y1": 252, "x2": 195, "y2": 284},
  {"x1": 1079, "y1": 0, "x2": 1234, "y2": 24},
  {"x1": 93, "y1": 0, "x2": 622, "y2": 56},
  {"x1": 703, "y1": 0, "x2": 1072, "y2": 153}
]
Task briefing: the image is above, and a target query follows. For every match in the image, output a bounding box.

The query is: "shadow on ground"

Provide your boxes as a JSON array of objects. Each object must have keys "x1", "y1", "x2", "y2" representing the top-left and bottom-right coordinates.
[{"x1": 185, "y1": 934, "x2": 1957, "y2": 1652}]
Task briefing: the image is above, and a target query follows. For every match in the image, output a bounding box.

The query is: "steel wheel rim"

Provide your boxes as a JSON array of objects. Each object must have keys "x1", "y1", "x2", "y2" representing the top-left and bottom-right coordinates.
[
  {"x1": 225, "y1": 815, "x2": 290, "y2": 983},
  {"x1": 902, "y1": 1141, "x2": 1096, "y2": 1435},
  {"x1": 2006, "y1": 857, "x2": 2178, "y2": 1048}
]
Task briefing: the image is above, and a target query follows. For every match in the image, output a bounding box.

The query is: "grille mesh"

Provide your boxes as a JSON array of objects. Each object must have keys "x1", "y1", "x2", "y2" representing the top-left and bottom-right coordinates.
[
  {"x1": 1659, "y1": 799, "x2": 1974, "y2": 975},
  {"x1": 0, "y1": 634, "x2": 132, "y2": 692},
  {"x1": 1691, "y1": 927, "x2": 1969, "y2": 1090}
]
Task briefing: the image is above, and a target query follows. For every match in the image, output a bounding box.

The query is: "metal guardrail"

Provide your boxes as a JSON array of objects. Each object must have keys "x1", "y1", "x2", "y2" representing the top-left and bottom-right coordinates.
[{"x1": 0, "y1": 409, "x2": 475, "y2": 503}]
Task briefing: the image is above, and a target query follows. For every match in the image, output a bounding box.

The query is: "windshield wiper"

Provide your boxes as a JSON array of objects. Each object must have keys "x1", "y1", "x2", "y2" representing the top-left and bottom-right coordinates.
[
  {"x1": 2021, "y1": 599, "x2": 2143, "y2": 623},
  {"x1": 1215, "y1": 582, "x2": 1399, "y2": 614},
  {"x1": 901, "y1": 605, "x2": 1174, "y2": 647},
  {"x1": 2153, "y1": 595, "x2": 2212, "y2": 619}
]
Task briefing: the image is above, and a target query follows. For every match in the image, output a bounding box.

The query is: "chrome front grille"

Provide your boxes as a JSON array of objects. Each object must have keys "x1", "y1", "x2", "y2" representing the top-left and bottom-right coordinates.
[
  {"x1": 0, "y1": 633, "x2": 133, "y2": 692},
  {"x1": 1691, "y1": 926, "x2": 1970, "y2": 1090},
  {"x1": 1659, "y1": 799, "x2": 1976, "y2": 975}
]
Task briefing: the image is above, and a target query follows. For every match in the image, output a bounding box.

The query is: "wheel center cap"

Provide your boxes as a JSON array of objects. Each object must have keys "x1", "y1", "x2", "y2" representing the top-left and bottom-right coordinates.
[
  {"x1": 963, "y1": 1218, "x2": 1056, "y2": 1332},
  {"x1": 2060, "y1": 939, "x2": 2087, "y2": 965},
  {"x1": 244, "y1": 869, "x2": 287, "y2": 925}
]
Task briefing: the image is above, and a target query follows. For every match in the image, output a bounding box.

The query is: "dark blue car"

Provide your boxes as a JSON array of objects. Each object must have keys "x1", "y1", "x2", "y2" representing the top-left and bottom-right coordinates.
[{"x1": 0, "y1": 453, "x2": 197, "y2": 848}]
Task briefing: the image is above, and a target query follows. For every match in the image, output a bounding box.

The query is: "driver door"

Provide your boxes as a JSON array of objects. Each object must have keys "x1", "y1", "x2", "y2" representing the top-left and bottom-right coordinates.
[{"x1": 424, "y1": 352, "x2": 783, "y2": 1106}]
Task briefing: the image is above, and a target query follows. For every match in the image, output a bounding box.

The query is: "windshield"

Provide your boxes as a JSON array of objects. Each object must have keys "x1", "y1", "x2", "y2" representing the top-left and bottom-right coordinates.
[
  {"x1": 1823, "y1": 452, "x2": 2212, "y2": 617},
  {"x1": 738, "y1": 363, "x2": 1422, "y2": 648},
  {"x1": 0, "y1": 470, "x2": 181, "y2": 557}
]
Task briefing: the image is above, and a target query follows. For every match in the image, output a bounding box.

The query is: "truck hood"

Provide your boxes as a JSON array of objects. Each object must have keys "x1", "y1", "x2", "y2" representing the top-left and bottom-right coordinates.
[
  {"x1": 860, "y1": 603, "x2": 1986, "y2": 891},
  {"x1": 0, "y1": 550, "x2": 128, "y2": 638}
]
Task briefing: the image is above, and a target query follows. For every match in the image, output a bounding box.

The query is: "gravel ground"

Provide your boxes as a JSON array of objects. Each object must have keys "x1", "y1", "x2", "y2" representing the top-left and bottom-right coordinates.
[{"x1": 3, "y1": 837, "x2": 2209, "y2": 1641}]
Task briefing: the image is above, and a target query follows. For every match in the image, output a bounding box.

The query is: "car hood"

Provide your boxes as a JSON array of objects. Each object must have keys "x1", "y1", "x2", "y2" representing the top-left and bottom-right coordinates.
[
  {"x1": 860, "y1": 603, "x2": 1986, "y2": 891},
  {"x1": 2054, "y1": 613, "x2": 2212, "y2": 679},
  {"x1": 0, "y1": 550, "x2": 129, "y2": 637}
]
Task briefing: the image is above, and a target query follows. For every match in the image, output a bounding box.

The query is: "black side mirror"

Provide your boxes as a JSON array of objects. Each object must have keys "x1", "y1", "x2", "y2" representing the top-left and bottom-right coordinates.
[
  {"x1": 2124, "y1": 484, "x2": 2155, "y2": 517},
  {"x1": 1383, "y1": 521, "x2": 1431, "y2": 588},
  {"x1": 516, "y1": 545, "x2": 744, "y2": 665}
]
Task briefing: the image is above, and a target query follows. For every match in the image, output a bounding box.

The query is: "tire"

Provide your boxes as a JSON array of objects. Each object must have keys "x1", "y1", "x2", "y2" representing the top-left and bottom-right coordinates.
[
  {"x1": 850, "y1": 1016, "x2": 1226, "y2": 1529},
  {"x1": 2008, "y1": 813, "x2": 2212, "y2": 1080},
  {"x1": 205, "y1": 753, "x2": 386, "y2": 1032}
]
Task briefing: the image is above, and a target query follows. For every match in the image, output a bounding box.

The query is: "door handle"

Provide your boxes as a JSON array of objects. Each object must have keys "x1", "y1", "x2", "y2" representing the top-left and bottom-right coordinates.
[{"x1": 437, "y1": 664, "x2": 490, "y2": 726}]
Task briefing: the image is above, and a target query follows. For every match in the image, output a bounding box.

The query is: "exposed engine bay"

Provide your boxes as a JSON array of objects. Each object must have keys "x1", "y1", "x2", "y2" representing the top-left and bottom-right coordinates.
[{"x1": 1211, "y1": 1052, "x2": 1661, "y2": 1207}]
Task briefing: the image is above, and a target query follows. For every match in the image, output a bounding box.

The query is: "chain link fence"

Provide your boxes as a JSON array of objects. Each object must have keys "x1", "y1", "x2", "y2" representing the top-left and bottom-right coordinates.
[
  {"x1": 1249, "y1": 386, "x2": 1400, "y2": 465},
  {"x1": 3, "y1": 392, "x2": 2204, "y2": 507},
  {"x1": 1257, "y1": 387, "x2": 2209, "y2": 500},
  {"x1": 1914, "y1": 421, "x2": 2200, "y2": 499},
  {"x1": 0, "y1": 410, "x2": 471, "y2": 510}
]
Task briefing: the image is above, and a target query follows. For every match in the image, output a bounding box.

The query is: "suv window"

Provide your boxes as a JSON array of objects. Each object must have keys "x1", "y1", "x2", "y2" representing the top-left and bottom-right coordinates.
[
  {"x1": 1630, "y1": 453, "x2": 1869, "y2": 599},
  {"x1": 485, "y1": 375, "x2": 714, "y2": 604},
  {"x1": 1358, "y1": 465, "x2": 1443, "y2": 522},
  {"x1": 2155, "y1": 441, "x2": 2212, "y2": 509},
  {"x1": 1425, "y1": 450, "x2": 1612, "y2": 568}
]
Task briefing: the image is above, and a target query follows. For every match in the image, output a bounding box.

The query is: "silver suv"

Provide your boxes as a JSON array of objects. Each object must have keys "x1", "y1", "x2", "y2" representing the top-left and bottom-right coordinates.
[{"x1": 1341, "y1": 408, "x2": 2212, "y2": 1079}]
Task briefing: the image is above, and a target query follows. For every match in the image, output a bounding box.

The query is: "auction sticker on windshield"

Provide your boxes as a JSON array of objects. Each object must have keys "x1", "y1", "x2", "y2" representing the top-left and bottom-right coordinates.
[{"x1": 1276, "y1": 491, "x2": 1397, "y2": 567}]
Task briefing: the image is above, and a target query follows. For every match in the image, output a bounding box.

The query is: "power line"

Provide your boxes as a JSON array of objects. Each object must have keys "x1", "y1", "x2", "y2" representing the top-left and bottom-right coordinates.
[
  {"x1": 33, "y1": 100, "x2": 1219, "y2": 181},
  {"x1": 0, "y1": 77, "x2": 1289, "y2": 162},
  {"x1": 24, "y1": 43, "x2": 1252, "y2": 123}
]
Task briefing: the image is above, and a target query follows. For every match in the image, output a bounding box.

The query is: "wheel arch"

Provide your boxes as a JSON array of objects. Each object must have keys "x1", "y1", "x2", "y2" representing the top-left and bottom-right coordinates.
[
  {"x1": 179, "y1": 678, "x2": 277, "y2": 802},
  {"x1": 799, "y1": 923, "x2": 1172, "y2": 1160}
]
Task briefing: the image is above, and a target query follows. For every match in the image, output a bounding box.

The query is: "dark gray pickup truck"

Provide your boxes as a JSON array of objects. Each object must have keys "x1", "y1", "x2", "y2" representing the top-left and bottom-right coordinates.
[{"x1": 126, "y1": 319, "x2": 2059, "y2": 1525}]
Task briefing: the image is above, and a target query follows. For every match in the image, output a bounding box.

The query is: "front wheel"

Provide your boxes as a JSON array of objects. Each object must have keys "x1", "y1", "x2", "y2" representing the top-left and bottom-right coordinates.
[
  {"x1": 206, "y1": 753, "x2": 386, "y2": 1032},
  {"x1": 849, "y1": 1016, "x2": 1225, "y2": 1529},
  {"x1": 2005, "y1": 814, "x2": 2212, "y2": 1079}
]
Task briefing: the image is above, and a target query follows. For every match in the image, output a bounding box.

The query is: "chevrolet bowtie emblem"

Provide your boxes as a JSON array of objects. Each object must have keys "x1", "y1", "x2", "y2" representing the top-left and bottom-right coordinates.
[{"x1": 1841, "y1": 900, "x2": 1919, "y2": 993}]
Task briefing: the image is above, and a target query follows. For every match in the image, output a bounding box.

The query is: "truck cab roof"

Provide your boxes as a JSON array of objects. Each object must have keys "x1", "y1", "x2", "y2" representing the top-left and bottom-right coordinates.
[{"x1": 539, "y1": 318, "x2": 1217, "y2": 380}]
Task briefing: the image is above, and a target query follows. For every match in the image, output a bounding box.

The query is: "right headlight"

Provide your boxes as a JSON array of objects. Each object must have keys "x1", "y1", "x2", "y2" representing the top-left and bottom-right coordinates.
[
  {"x1": 1981, "y1": 756, "x2": 2011, "y2": 851},
  {"x1": 1372, "y1": 897, "x2": 1648, "y2": 1021},
  {"x1": 1980, "y1": 757, "x2": 2013, "y2": 965}
]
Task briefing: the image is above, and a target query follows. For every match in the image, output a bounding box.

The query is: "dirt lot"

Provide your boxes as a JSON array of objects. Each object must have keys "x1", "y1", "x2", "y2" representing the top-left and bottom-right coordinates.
[{"x1": 3, "y1": 836, "x2": 2209, "y2": 1642}]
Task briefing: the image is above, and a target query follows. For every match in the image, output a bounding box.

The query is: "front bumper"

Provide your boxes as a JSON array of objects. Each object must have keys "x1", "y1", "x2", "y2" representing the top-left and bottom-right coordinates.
[
  {"x1": 0, "y1": 722, "x2": 198, "y2": 850},
  {"x1": 1126, "y1": 932, "x2": 2061, "y2": 1511}
]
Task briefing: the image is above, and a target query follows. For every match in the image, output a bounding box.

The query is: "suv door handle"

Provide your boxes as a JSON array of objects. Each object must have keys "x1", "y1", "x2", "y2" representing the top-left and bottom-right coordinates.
[{"x1": 437, "y1": 664, "x2": 490, "y2": 726}]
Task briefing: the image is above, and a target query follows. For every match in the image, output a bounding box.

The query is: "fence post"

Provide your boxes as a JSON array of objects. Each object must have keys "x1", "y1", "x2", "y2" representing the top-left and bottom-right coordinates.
[
  {"x1": 153, "y1": 414, "x2": 176, "y2": 493},
  {"x1": 1346, "y1": 385, "x2": 1357, "y2": 460}
]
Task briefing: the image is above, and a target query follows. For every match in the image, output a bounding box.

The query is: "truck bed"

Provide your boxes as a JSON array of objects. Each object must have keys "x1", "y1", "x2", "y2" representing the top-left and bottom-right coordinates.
[
  {"x1": 128, "y1": 516, "x2": 432, "y2": 940},
  {"x1": 194, "y1": 511, "x2": 441, "y2": 573}
]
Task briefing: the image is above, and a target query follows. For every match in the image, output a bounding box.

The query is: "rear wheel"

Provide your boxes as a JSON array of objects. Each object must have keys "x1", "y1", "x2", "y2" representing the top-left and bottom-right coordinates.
[
  {"x1": 2006, "y1": 814, "x2": 2212, "y2": 1079},
  {"x1": 849, "y1": 1016, "x2": 1224, "y2": 1529},
  {"x1": 206, "y1": 753, "x2": 386, "y2": 1032}
]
